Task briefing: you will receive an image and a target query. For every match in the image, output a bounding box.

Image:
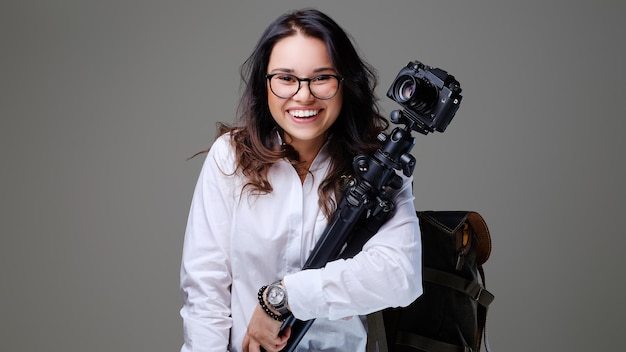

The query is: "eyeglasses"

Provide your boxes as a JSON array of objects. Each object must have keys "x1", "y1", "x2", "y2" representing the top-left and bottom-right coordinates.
[{"x1": 266, "y1": 73, "x2": 343, "y2": 100}]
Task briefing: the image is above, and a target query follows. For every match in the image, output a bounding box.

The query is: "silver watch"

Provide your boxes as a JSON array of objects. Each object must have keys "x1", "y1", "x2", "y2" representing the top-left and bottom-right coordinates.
[{"x1": 266, "y1": 280, "x2": 290, "y2": 316}]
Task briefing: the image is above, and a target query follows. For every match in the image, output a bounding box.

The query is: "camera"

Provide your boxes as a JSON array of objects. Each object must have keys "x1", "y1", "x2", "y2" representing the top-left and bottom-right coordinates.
[{"x1": 386, "y1": 60, "x2": 462, "y2": 134}]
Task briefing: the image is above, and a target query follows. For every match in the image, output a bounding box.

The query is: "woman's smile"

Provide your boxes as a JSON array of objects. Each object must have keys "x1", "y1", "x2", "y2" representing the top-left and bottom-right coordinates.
[{"x1": 288, "y1": 109, "x2": 320, "y2": 119}]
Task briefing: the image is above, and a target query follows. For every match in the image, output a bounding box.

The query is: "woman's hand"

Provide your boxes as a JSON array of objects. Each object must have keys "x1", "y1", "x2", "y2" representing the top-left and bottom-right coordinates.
[{"x1": 242, "y1": 304, "x2": 292, "y2": 352}]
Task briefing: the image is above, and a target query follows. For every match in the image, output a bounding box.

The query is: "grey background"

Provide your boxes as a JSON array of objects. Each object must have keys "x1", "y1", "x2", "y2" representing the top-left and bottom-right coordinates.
[{"x1": 2, "y1": 0, "x2": 624, "y2": 351}]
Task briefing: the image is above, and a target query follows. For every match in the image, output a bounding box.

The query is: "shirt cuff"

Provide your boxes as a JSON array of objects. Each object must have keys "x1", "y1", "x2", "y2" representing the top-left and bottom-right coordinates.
[{"x1": 283, "y1": 268, "x2": 326, "y2": 321}]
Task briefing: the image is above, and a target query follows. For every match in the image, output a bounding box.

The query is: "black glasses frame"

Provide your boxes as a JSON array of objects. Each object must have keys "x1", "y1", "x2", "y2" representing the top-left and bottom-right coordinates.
[{"x1": 265, "y1": 73, "x2": 344, "y2": 100}]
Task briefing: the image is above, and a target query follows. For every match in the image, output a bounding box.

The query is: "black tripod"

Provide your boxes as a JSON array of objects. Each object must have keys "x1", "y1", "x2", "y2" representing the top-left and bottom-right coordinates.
[{"x1": 278, "y1": 109, "x2": 421, "y2": 352}]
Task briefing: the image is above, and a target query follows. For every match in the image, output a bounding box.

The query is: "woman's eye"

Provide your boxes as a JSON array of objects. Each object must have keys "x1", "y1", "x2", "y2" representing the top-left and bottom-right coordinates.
[
  {"x1": 313, "y1": 75, "x2": 337, "y2": 85},
  {"x1": 278, "y1": 75, "x2": 297, "y2": 83},
  {"x1": 313, "y1": 75, "x2": 331, "y2": 83}
]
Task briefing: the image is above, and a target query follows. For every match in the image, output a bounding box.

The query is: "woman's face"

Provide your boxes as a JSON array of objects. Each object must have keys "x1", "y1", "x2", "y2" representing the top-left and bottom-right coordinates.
[{"x1": 266, "y1": 33, "x2": 343, "y2": 153}]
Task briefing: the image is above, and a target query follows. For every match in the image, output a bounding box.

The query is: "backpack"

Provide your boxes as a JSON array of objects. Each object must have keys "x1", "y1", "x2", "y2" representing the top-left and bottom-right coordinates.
[{"x1": 367, "y1": 211, "x2": 495, "y2": 352}]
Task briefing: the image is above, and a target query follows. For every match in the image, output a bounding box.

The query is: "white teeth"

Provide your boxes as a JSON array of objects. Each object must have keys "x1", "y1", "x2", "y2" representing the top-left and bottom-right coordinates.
[{"x1": 290, "y1": 110, "x2": 319, "y2": 118}]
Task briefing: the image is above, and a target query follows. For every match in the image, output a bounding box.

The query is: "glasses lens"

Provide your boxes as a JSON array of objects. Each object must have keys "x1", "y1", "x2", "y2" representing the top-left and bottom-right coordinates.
[
  {"x1": 269, "y1": 74, "x2": 299, "y2": 98},
  {"x1": 309, "y1": 75, "x2": 340, "y2": 100}
]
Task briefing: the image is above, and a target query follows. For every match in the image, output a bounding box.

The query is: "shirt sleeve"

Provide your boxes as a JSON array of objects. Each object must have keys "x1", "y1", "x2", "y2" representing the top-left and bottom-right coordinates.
[
  {"x1": 180, "y1": 136, "x2": 237, "y2": 352},
  {"x1": 284, "y1": 174, "x2": 422, "y2": 321}
]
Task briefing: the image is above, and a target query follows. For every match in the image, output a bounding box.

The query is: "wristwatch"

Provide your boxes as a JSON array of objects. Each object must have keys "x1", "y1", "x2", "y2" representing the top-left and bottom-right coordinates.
[{"x1": 266, "y1": 280, "x2": 290, "y2": 316}]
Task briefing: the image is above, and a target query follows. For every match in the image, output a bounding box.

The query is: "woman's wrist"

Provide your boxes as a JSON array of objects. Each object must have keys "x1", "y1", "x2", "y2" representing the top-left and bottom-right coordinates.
[{"x1": 257, "y1": 285, "x2": 287, "y2": 322}]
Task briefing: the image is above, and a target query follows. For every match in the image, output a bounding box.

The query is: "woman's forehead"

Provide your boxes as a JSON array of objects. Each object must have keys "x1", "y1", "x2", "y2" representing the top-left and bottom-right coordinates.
[{"x1": 267, "y1": 34, "x2": 335, "y2": 75}]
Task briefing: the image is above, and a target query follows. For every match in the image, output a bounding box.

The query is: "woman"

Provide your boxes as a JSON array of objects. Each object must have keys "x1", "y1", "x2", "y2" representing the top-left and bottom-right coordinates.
[{"x1": 180, "y1": 8, "x2": 422, "y2": 352}]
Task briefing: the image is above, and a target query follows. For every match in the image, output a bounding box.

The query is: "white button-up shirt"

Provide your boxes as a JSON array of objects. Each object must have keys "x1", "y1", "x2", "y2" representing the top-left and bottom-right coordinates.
[{"x1": 180, "y1": 134, "x2": 422, "y2": 352}]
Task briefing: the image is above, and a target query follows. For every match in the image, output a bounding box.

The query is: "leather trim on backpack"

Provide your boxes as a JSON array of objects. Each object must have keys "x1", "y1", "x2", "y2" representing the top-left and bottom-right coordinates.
[{"x1": 418, "y1": 211, "x2": 491, "y2": 265}]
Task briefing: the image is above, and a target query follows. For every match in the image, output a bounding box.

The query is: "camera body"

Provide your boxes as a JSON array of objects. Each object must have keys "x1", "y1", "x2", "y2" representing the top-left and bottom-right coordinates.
[{"x1": 386, "y1": 60, "x2": 462, "y2": 134}]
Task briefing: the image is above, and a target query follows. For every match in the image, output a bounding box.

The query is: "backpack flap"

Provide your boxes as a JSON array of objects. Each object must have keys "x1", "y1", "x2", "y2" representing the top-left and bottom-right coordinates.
[{"x1": 418, "y1": 211, "x2": 492, "y2": 268}]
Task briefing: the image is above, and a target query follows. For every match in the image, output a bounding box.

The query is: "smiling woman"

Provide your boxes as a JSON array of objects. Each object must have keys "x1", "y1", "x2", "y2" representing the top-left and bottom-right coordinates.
[{"x1": 179, "y1": 8, "x2": 422, "y2": 352}]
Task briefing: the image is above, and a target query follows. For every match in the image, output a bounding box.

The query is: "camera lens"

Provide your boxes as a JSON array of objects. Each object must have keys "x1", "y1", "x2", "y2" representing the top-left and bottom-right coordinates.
[
  {"x1": 393, "y1": 75, "x2": 416, "y2": 103},
  {"x1": 391, "y1": 75, "x2": 437, "y2": 114}
]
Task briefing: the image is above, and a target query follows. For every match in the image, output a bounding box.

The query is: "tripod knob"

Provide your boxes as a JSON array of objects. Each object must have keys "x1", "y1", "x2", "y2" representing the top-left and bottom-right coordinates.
[
  {"x1": 400, "y1": 153, "x2": 416, "y2": 177},
  {"x1": 390, "y1": 109, "x2": 403, "y2": 124}
]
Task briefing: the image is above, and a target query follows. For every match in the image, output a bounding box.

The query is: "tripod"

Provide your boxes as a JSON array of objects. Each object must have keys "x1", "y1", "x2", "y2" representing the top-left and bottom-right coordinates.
[{"x1": 278, "y1": 109, "x2": 421, "y2": 352}]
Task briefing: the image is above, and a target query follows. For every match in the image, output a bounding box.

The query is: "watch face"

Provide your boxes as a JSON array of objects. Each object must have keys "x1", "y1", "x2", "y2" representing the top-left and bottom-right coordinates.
[{"x1": 267, "y1": 286, "x2": 285, "y2": 306}]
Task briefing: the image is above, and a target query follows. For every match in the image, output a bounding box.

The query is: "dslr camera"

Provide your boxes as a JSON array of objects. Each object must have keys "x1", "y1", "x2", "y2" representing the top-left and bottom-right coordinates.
[{"x1": 386, "y1": 60, "x2": 462, "y2": 134}]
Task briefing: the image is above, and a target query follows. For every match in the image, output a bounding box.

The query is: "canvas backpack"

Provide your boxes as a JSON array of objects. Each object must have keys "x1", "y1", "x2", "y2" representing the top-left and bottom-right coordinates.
[{"x1": 367, "y1": 211, "x2": 495, "y2": 352}]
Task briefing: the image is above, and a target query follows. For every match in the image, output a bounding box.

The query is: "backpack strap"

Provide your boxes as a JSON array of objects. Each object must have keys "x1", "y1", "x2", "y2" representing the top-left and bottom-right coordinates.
[
  {"x1": 423, "y1": 267, "x2": 494, "y2": 307},
  {"x1": 395, "y1": 331, "x2": 474, "y2": 352},
  {"x1": 423, "y1": 266, "x2": 494, "y2": 352},
  {"x1": 477, "y1": 266, "x2": 491, "y2": 352},
  {"x1": 366, "y1": 311, "x2": 389, "y2": 352}
]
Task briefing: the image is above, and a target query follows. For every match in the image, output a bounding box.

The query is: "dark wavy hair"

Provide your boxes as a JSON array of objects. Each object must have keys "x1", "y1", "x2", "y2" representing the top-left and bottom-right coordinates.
[{"x1": 219, "y1": 8, "x2": 388, "y2": 219}]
